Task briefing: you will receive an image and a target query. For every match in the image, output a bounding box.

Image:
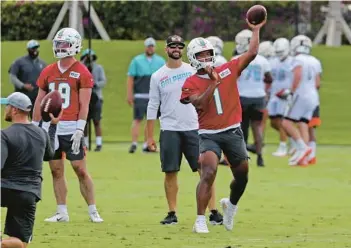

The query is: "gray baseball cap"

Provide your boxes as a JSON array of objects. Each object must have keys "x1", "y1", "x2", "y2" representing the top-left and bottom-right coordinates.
[
  {"x1": 1, "y1": 92, "x2": 32, "y2": 112},
  {"x1": 27, "y1": 39, "x2": 40, "y2": 49},
  {"x1": 144, "y1": 37, "x2": 156, "y2": 47}
]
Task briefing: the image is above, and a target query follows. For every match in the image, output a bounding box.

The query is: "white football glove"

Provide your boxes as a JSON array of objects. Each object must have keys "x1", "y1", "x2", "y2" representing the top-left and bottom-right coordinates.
[{"x1": 71, "y1": 129, "x2": 84, "y2": 155}]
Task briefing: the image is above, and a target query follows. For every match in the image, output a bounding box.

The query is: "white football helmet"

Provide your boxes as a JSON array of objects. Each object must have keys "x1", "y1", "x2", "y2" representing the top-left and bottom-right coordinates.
[
  {"x1": 206, "y1": 36, "x2": 224, "y2": 55},
  {"x1": 187, "y1": 37, "x2": 216, "y2": 70},
  {"x1": 290, "y1": 35, "x2": 312, "y2": 56},
  {"x1": 235, "y1": 29, "x2": 252, "y2": 55},
  {"x1": 53, "y1": 28, "x2": 82, "y2": 59},
  {"x1": 258, "y1": 41, "x2": 275, "y2": 58},
  {"x1": 273, "y1": 38, "x2": 290, "y2": 60}
]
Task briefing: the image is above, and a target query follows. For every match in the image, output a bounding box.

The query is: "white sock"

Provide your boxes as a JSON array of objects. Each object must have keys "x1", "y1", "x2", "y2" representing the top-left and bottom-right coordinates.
[
  {"x1": 88, "y1": 204, "x2": 97, "y2": 214},
  {"x1": 143, "y1": 142, "x2": 148, "y2": 149},
  {"x1": 289, "y1": 137, "x2": 296, "y2": 148},
  {"x1": 309, "y1": 141, "x2": 316, "y2": 157},
  {"x1": 96, "y1": 136, "x2": 102, "y2": 146},
  {"x1": 57, "y1": 205, "x2": 68, "y2": 215},
  {"x1": 84, "y1": 137, "x2": 89, "y2": 148},
  {"x1": 280, "y1": 142, "x2": 287, "y2": 147},
  {"x1": 196, "y1": 215, "x2": 206, "y2": 222},
  {"x1": 296, "y1": 139, "x2": 307, "y2": 150},
  {"x1": 132, "y1": 141, "x2": 137, "y2": 146}
]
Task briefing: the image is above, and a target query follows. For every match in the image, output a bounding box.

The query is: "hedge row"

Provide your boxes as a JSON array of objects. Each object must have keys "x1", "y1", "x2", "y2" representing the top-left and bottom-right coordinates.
[{"x1": 1, "y1": 1, "x2": 326, "y2": 41}]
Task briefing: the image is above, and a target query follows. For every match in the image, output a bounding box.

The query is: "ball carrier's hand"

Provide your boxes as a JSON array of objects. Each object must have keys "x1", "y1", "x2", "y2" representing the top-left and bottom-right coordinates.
[
  {"x1": 246, "y1": 16, "x2": 267, "y2": 31},
  {"x1": 204, "y1": 65, "x2": 220, "y2": 85}
]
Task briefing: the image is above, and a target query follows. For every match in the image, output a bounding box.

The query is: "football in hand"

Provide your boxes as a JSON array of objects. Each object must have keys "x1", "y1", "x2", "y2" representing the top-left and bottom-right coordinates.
[
  {"x1": 246, "y1": 5, "x2": 267, "y2": 25},
  {"x1": 40, "y1": 90, "x2": 62, "y2": 122}
]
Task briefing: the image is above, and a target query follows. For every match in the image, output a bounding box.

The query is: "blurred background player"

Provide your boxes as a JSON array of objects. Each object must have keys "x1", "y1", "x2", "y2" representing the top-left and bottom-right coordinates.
[
  {"x1": 146, "y1": 35, "x2": 223, "y2": 226},
  {"x1": 8, "y1": 40, "x2": 47, "y2": 118},
  {"x1": 1, "y1": 92, "x2": 58, "y2": 248},
  {"x1": 233, "y1": 29, "x2": 273, "y2": 167},
  {"x1": 180, "y1": 17, "x2": 265, "y2": 232},
  {"x1": 267, "y1": 38, "x2": 294, "y2": 157},
  {"x1": 244, "y1": 40, "x2": 276, "y2": 155},
  {"x1": 281, "y1": 35, "x2": 319, "y2": 166},
  {"x1": 32, "y1": 27, "x2": 103, "y2": 223},
  {"x1": 206, "y1": 36, "x2": 227, "y2": 66},
  {"x1": 80, "y1": 49, "x2": 107, "y2": 152},
  {"x1": 127, "y1": 37, "x2": 166, "y2": 153}
]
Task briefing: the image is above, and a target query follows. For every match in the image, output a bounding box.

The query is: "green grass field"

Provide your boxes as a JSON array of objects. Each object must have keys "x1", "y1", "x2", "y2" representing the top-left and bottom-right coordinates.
[
  {"x1": 2, "y1": 144, "x2": 351, "y2": 248},
  {"x1": 1, "y1": 40, "x2": 351, "y2": 144},
  {"x1": 1, "y1": 40, "x2": 351, "y2": 247}
]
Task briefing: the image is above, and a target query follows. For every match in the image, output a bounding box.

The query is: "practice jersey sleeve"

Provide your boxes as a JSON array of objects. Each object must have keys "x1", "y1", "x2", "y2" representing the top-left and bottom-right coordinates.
[
  {"x1": 227, "y1": 57, "x2": 241, "y2": 76},
  {"x1": 180, "y1": 78, "x2": 200, "y2": 104},
  {"x1": 146, "y1": 74, "x2": 161, "y2": 120},
  {"x1": 1, "y1": 132, "x2": 8, "y2": 170},
  {"x1": 80, "y1": 70, "x2": 94, "y2": 88},
  {"x1": 262, "y1": 58, "x2": 272, "y2": 73},
  {"x1": 127, "y1": 58, "x2": 137, "y2": 77},
  {"x1": 314, "y1": 59, "x2": 322, "y2": 75}
]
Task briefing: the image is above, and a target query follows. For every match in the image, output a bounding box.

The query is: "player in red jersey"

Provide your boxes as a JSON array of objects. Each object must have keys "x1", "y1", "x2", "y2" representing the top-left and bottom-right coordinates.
[
  {"x1": 180, "y1": 19, "x2": 266, "y2": 233},
  {"x1": 32, "y1": 28, "x2": 103, "y2": 223}
]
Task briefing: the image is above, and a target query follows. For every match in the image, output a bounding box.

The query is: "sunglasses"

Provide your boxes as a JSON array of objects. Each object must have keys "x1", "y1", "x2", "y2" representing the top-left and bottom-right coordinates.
[{"x1": 168, "y1": 43, "x2": 185, "y2": 49}]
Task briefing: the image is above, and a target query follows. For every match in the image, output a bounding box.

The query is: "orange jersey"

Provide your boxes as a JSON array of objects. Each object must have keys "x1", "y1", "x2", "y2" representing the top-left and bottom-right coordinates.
[
  {"x1": 37, "y1": 61, "x2": 94, "y2": 121},
  {"x1": 181, "y1": 58, "x2": 242, "y2": 131}
]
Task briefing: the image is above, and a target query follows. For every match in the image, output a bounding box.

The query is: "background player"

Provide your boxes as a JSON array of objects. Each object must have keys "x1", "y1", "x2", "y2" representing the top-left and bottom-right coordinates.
[
  {"x1": 206, "y1": 36, "x2": 227, "y2": 67},
  {"x1": 1, "y1": 92, "x2": 58, "y2": 248},
  {"x1": 126, "y1": 37, "x2": 166, "y2": 153},
  {"x1": 32, "y1": 27, "x2": 103, "y2": 223},
  {"x1": 181, "y1": 18, "x2": 266, "y2": 233},
  {"x1": 268, "y1": 38, "x2": 294, "y2": 157},
  {"x1": 233, "y1": 29, "x2": 273, "y2": 167},
  {"x1": 281, "y1": 35, "x2": 319, "y2": 166},
  {"x1": 146, "y1": 35, "x2": 223, "y2": 226}
]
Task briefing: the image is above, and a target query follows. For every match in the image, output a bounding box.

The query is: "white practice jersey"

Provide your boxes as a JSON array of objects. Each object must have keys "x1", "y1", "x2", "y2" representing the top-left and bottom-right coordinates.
[
  {"x1": 234, "y1": 54, "x2": 271, "y2": 98},
  {"x1": 147, "y1": 62, "x2": 198, "y2": 131},
  {"x1": 270, "y1": 56, "x2": 295, "y2": 95},
  {"x1": 292, "y1": 54, "x2": 319, "y2": 102},
  {"x1": 214, "y1": 55, "x2": 227, "y2": 67}
]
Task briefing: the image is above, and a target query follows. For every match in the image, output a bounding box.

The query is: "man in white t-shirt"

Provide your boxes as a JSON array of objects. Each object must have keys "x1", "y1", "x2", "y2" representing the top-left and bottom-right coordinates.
[
  {"x1": 232, "y1": 29, "x2": 273, "y2": 167},
  {"x1": 146, "y1": 35, "x2": 223, "y2": 226}
]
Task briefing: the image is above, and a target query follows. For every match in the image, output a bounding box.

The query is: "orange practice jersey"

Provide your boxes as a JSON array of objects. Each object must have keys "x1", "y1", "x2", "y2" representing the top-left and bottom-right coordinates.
[
  {"x1": 37, "y1": 62, "x2": 94, "y2": 121},
  {"x1": 181, "y1": 58, "x2": 242, "y2": 131}
]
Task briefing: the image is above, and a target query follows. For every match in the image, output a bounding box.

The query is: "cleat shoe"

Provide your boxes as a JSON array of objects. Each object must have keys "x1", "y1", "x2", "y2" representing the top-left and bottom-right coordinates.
[
  {"x1": 94, "y1": 145, "x2": 102, "y2": 152},
  {"x1": 193, "y1": 218, "x2": 209, "y2": 233},
  {"x1": 129, "y1": 144, "x2": 137, "y2": 153},
  {"x1": 220, "y1": 198, "x2": 238, "y2": 231},
  {"x1": 44, "y1": 213, "x2": 69, "y2": 222},
  {"x1": 160, "y1": 211, "x2": 178, "y2": 225},
  {"x1": 209, "y1": 209, "x2": 223, "y2": 225},
  {"x1": 90, "y1": 211, "x2": 104, "y2": 223}
]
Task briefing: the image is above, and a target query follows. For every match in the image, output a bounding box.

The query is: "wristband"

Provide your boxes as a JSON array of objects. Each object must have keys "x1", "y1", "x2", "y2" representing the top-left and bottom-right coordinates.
[
  {"x1": 32, "y1": 121, "x2": 40, "y2": 126},
  {"x1": 77, "y1": 119, "x2": 87, "y2": 131}
]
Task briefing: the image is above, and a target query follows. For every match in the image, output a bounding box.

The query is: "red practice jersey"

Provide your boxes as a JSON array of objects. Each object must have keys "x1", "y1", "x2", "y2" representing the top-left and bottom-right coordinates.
[
  {"x1": 181, "y1": 58, "x2": 242, "y2": 131},
  {"x1": 37, "y1": 61, "x2": 94, "y2": 121}
]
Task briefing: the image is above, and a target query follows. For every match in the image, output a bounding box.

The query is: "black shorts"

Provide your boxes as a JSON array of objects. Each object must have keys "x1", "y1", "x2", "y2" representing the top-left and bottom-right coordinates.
[
  {"x1": 52, "y1": 134, "x2": 85, "y2": 161},
  {"x1": 240, "y1": 96, "x2": 266, "y2": 121},
  {"x1": 199, "y1": 127, "x2": 248, "y2": 167},
  {"x1": 159, "y1": 130, "x2": 199, "y2": 173},
  {"x1": 88, "y1": 99, "x2": 103, "y2": 121},
  {"x1": 312, "y1": 105, "x2": 320, "y2": 118},
  {"x1": 1, "y1": 188, "x2": 38, "y2": 243},
  {"x1": 133, "y1": 98, "x2": 149, "y2": 120}
]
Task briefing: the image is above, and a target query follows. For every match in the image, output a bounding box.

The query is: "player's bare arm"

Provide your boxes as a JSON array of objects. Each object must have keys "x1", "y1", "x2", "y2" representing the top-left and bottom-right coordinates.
[
  {"x1": 237, "y1": 18, "x2": 267, "y2": 74},
  {"x1": 184, "y1": 67, "x2": 220, "y2": 111},
  {"x1": 32, "y1": 88, "x2": 47, "y2": 122},
  {"x1": 127, "y1": 76, "x2": 134, "y2": 106}
]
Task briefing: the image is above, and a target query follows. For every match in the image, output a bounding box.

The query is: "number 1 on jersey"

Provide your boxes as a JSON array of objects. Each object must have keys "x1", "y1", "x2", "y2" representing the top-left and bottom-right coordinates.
[{"x1": 213, "y1": 88, "x2": 223, "y2": 115}]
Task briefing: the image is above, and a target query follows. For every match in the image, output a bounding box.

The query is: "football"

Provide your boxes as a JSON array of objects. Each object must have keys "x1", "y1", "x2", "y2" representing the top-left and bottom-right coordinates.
[
  {"x1": 246, "y1": 5, "x2": 267, "y2": 25},
  {"x1": 40, "y1": 90, "x2": 63, "y2": 122}
]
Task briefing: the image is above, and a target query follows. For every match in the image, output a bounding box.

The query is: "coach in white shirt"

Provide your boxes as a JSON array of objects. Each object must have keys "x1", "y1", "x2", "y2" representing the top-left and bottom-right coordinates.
[{"x1": 146, "y1": 35, "x2": 223, "y2": 226}]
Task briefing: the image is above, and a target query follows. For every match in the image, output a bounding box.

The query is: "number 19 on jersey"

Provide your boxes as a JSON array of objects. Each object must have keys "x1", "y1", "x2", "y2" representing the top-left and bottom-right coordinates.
[{"x1": 49, "y1": 82, "x2": 71, "y2": 109}]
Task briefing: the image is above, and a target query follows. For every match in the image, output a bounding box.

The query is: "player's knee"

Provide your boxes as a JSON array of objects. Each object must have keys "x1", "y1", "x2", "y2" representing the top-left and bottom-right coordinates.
[
  {"x1": 51, "y1": 167, "x2": 64, "y2": 179},
  {"x1": 93, "y1": 120, "x2": 100, "y2": 126}
]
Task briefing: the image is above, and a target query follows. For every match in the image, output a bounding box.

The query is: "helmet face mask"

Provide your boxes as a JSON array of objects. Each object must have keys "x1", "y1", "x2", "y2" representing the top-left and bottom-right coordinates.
[
  {"x1": 273, "y1": 38, "x2": 290, "y2": 60},
  {"x1": 235, "y1": 29, "x2": 252, "y2": 55},
  {"x1": 187, "y1": 37, "x2": 216, "y2": 70},
  {"x1": 53, "y1": 28, "x2": 82, "y2": 59}
]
